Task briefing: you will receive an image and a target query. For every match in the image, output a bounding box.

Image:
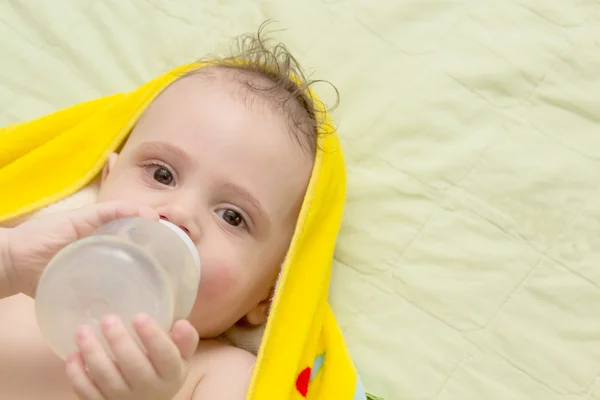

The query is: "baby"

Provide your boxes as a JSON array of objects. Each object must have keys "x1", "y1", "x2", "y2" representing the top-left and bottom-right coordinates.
[{"x1": 0, "y1": 30, "x2": 325, "y2": 400}]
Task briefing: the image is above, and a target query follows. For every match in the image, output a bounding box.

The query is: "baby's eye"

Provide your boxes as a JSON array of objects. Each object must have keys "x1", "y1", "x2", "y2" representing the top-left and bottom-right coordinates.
[
  {"x1": 152, "y1": 166, "x2": 173, "y2": 185},
  {"x1": 216, "y1": 209, "x2": 246, "y2": 228}
]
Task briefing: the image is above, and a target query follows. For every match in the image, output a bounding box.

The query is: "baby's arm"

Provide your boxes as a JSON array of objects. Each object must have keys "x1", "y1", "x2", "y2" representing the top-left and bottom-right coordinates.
[{"x1": 186, "y1": 341, "x2": 256, "y2": 400}]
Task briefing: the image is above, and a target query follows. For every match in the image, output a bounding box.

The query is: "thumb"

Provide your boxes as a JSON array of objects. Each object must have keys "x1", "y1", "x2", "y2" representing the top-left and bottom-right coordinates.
[
  {"x1": 170, "y1": 320, "x2": 199, "y2": 361},
  {"x1": 67, "y1": 201, "x2": 159, "y2": 239}
]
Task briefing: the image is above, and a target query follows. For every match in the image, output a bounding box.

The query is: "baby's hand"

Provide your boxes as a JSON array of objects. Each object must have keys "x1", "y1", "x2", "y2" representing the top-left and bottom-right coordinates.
[
  {"x1": 66, "y1": 314, "x2": 198, "y2": 400},
  {"x1": 2, "y1": 201, "x2": 158, "y2": 297}
]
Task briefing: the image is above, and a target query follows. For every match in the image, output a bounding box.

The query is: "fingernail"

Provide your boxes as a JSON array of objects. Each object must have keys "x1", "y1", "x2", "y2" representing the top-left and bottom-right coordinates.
[
  {"x1": 76, "y1": 326, "x2": 91, "y2": 342},
  {"x1": 133, "y1": 314, "x2": 150, "y2": 328},
  {"x1": 102, "y1": 314, "x2": 117, "y2": 327}
]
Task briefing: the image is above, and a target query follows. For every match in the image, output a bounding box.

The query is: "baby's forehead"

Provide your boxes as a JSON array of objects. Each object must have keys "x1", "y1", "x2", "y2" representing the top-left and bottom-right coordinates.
[
  {"x1": 144, "y1": 69, "x2": 274, "y2": 128},
  {"x1": 151, "y1": 66, "x2": 317, "y2": 156},
  {"x1": 128, "y1": 69, "x2": 299, "y2": 152}
]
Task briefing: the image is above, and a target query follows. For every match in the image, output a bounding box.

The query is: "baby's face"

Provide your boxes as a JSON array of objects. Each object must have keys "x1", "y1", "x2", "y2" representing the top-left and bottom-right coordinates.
[{"x1": 98, "y1": 72, "x2": 313, "y2": 337}]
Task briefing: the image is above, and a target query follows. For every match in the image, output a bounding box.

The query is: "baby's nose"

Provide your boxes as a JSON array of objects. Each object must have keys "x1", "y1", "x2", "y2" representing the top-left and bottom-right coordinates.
[{"x1": 159, "y1": 215, "x2": 190, "y2": 235}]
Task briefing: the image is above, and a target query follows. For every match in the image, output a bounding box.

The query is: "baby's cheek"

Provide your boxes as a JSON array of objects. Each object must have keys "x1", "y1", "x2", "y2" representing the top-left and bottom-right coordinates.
[{"x1": 200, "y1": 262, "x2": 239, "y2": 299}]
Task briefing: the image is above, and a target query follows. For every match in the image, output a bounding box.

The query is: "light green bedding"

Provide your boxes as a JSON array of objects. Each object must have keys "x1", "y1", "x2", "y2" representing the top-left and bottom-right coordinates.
[{"x1": 2, "y1": 1, "x2": 600, "y2": 399}]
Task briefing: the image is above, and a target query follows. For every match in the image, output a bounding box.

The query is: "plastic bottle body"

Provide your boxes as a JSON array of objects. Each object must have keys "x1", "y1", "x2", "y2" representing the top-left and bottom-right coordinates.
[{"x1": 35, "y1": 217, "x2": 200, "y2": 360}]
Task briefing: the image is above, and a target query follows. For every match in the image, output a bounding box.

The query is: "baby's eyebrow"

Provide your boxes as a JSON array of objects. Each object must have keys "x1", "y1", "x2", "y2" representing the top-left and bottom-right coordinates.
[
  {"x1": 223, "y1": 182, "x2": 269, "y2": 225},
  {"x1": 136, "y1": 141, "x2": 190, "y2": 163}
]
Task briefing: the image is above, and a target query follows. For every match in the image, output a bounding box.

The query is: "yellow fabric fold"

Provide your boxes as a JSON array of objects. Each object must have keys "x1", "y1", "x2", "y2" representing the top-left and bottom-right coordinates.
[{"x1": 0, "y1": 63, "x2": 364, "y2": 399}]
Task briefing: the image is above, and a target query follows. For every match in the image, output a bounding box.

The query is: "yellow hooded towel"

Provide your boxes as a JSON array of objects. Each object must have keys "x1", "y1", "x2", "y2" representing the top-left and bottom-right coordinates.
[{"x1": 0, "y1": 63, "x2": 374, "y2": 400}]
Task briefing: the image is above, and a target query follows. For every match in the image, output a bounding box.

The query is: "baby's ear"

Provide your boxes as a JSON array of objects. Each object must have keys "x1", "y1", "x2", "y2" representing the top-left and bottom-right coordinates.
[
  {"x1": 245, "y1": 299, "x2": 270, "y2": 326},
  {"x1": 101, "y1": 153, "x2": 119, "y2": 182},
  {"x1": 245, "y1": 287, "x2": 275, "y2": 326}
]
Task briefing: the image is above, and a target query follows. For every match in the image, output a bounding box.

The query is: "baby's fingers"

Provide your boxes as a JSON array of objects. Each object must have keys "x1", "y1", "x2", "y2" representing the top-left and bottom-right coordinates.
[
  {"x1": 69, "y1": 201, "x2": 159, "y2": 238},
  {"x1": 100, "y1": 315, "x2": 156, "y2": 390},
  {"x1": 170, "y1": 319, "x2": 199, "y2": 361},
  {"x1": 75, "y1": 325, "x2": 129, "y2": 398},
  {"x1": 133, "y1": 314, "x2": 185, "y2": 381},
  {"x1": 65, "y1": 352, "x2": 106, "y2": 400}
]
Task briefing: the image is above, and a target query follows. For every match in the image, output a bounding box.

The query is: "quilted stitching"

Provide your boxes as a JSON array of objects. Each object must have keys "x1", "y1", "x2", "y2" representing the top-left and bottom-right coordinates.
[{"x1": 2, "y1": 1, "x2": 600, "y2": 399}]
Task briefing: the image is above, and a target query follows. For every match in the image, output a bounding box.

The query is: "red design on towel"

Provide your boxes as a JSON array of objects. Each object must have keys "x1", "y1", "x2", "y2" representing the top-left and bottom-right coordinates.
[{"x1": 295, "y1": 367, "x2": 311, "y2": 397}]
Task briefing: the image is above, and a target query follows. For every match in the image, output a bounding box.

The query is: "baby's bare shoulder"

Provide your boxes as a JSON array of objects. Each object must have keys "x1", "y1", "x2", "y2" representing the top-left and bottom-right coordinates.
[
  {"x1": 176, "y1": 339, "x2": 256, "y2": 400},
  {"x1": 195, "y1": 339, "x2": 257, "y2": 366}
]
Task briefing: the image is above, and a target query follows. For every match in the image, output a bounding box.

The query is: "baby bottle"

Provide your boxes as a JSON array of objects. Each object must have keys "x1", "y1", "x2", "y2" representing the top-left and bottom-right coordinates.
[{"x1": 34, "y1": 217, "x2": 201, "y2": 360}]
